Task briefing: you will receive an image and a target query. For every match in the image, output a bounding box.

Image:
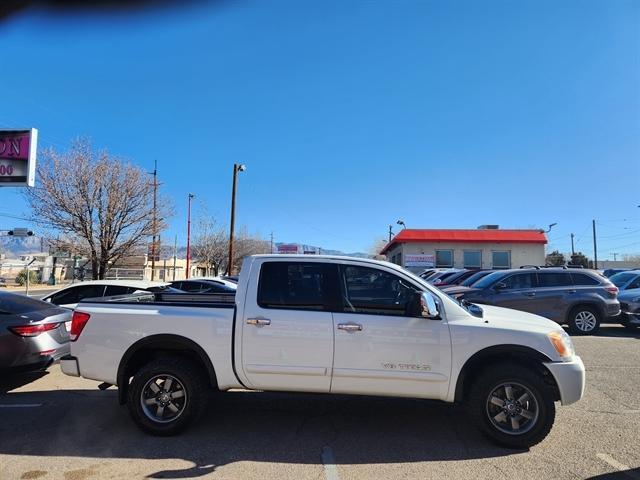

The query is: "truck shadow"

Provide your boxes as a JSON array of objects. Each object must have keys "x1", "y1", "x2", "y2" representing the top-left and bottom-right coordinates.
[{"x1": 0, "y1": 388, "x2": 521, "y2": 478}]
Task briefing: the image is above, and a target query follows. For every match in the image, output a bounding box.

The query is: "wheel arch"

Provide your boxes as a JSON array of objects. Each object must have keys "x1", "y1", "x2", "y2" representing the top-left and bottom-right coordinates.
[
  {"x1": 117, "y1": 334, "x2": 218, "y2": 404},
  {"x1": 454, "y1": 344, "x2": 559, "y2": 403}
]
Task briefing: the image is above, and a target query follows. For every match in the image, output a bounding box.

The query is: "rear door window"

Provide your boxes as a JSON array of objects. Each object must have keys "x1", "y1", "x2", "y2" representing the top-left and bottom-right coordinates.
[
  {"x1": 571, "y1": 273, "x2": 600, "y2": 286},
  {"x1": 258, "y1": 262, "x2": 334, "y2": 311}
]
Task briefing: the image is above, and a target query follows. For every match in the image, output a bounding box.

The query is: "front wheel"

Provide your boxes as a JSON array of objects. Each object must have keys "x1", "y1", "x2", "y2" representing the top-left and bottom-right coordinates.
[
  {"x1": 468, "y1": 365, "x2": 556, "y2": 449},
  {"x1": 127, "y1": 357, "x2": 207, "y2": 436}
]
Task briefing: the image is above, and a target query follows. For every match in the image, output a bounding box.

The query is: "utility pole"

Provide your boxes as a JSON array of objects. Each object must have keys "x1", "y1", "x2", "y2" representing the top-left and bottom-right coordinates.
[
  {"x1": 592, "y1": 219, "x2": 598, "y2": 269},
  {"x1": 388, "y1": 225, "x2": 393, "y2": 242},
  {"x1": 228, "y1": 163, "x2": 246, "y2": 275},
  {"x1": 270, "y1": 232, "x2": 274, "y2": 254},
  {"x1": 172, "y1": 235, "x2": 177, "y2": 281},
  {"x1": 613, "y1": 252, "x2": 618, "y2": 261},
  {"x1": 570, "y1": 233, "x2": 575, "y2": 256},
  {"x1": 150, "y1": 160, "x2": 158, "y2": 281},
  {"x1": 186, "y1": 193, "x2": 194, "y2": 279}
]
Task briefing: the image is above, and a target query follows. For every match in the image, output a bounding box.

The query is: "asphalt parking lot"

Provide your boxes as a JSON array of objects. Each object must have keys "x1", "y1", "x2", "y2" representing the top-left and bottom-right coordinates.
[{"x1": 1, "y1": 326, "x2": 639, "y2": 480}]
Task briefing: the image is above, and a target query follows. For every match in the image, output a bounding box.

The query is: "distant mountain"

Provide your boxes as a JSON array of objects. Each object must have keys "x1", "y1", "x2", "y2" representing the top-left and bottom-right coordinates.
[{"x1": 274, "y1": 242, "x2": 372, "y2": 258}]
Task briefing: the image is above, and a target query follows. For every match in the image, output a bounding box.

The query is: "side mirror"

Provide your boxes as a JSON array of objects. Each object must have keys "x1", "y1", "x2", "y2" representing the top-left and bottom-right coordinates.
[
  {"x1": 494, "y1": 282, "x2": 507, "y2": 291},
  {"x1": 419, "y1": 292, "x2": 440, "y2": 319}
]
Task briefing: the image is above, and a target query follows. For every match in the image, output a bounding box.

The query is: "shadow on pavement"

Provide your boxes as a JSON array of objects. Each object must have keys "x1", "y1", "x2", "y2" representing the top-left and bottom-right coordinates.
[
  {"x1": 0, "y1": 371, "x2": 48, "y2": 393},
  {"x1": 0, "y1": 388, "x2": 521, "y2": 478},
  {"x1": 564, "y1": 325, "x2": 640, "y2": 340},
  {"x1": 586, "y1": 468, "x2": 640, "y2": 479}
]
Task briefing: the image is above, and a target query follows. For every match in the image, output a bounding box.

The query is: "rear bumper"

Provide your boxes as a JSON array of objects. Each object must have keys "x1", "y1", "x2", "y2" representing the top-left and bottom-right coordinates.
[
  {"x1": 60, "y1": 355, "x2": 80, "y2": 377},
  {"x1": 544, "y1": 356, "x2": 585, "y2": 406}
]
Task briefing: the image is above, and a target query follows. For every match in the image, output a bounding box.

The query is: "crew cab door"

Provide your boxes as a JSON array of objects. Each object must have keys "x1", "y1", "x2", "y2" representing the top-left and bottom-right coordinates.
[
  {"x1": 240, "y1": 261, "x2": 337, "y2": 392},
  {"x1": 331, "y1": 265, "x2": 452, "y2": 400}
]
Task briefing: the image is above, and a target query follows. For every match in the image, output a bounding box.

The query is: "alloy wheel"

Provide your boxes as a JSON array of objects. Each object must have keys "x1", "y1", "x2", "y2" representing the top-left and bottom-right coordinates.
[{"x1": 140, "y1": 374, "x2": 188, "y2": 424}]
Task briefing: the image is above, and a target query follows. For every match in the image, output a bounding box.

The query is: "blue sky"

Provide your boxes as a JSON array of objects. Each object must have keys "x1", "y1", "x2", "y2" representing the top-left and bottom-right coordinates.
[{"x1": 0, "y1": 0, "x2": 638, "y2": 257}]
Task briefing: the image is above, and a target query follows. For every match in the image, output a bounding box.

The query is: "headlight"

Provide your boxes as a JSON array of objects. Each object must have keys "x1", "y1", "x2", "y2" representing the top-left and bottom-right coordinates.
[{"x1": 547, "y1": 331, "x2": 575, "y2": 359}]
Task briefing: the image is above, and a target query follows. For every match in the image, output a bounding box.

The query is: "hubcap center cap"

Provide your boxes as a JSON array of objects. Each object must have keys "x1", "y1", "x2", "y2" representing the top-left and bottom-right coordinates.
[{"x1": 158, "y1": 393, "x2": 170, "y2": 403}]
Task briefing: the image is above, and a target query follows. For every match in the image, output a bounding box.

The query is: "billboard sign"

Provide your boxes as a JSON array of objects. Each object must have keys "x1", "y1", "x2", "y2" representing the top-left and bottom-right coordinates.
[
  {"x1": 404, "y1": 254, "x2": 435, "y2": 268},
  {"x1": 0, "y1": 129, "x2": 38, "y2": 187},
  {"x1": 277, "y1": 244, "x2": 299, "y2": 254}
]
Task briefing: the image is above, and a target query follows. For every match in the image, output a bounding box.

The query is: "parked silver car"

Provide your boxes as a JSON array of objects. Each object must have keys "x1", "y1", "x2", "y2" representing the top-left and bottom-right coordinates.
[{"x1": 0, "y1": 291, "x2": 71, "y2": 373}]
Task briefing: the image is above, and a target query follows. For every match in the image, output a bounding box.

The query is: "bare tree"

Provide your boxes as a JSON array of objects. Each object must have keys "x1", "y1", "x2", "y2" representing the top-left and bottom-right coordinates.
[
  {"x1": 25, "y1": 138, "x2": 172, "y2": 279},
  {"x1": 192, "y1": 217, "x2": 270, "y2": 276},
  {"x1": 233, "y1": 226, "x2": 270, "y2": 271},
  {"x1": 191, "y1": 217, "x2": 228, "y2": 276}
]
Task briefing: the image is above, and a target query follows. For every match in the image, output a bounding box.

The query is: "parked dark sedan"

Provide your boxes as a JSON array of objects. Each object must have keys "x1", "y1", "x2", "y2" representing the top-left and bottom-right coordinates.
[{"x1": 0, "y1": 291, "x2": 71, "y2": 373}]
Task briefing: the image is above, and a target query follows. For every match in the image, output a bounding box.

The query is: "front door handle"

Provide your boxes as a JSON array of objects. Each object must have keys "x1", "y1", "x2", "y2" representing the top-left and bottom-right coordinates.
[
  {"x1": 247, "y1": 318, "x2": 271, "y2": 326},
  {"x1": 525, "y1": 292, "x2": 536, "y2": 297},
  {"x1": 567, "y1": 290, "x2": 577, "y2": 294},
  {"x1": 337, "y1": 323, "x2": 363, "y2": 332}
]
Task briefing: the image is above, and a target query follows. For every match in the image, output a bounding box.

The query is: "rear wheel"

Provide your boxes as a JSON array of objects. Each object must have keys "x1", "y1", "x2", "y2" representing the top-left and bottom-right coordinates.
[
  {"x1": 127, "y1": 357, "x2": 207, "y2": 436},
  {"x1": 468, "y1": 365, "x2": 556, "y2": 448},
  {"x1": 568, "y1": 306, "x2": 601, "y2": 335}
]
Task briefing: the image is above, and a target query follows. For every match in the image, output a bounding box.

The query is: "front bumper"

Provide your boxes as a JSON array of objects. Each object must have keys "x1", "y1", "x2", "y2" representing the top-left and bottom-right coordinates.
[
  {"x1": 544, "y1": 356, "x2": 585, "y2": 406},
  {"x1": 60, "y1": 355, "x2": 80, "y2": 377}
]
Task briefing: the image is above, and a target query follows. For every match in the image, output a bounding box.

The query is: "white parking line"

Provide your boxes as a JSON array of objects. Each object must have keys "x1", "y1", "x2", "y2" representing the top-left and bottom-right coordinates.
[
  {"x1": 0, "y1": 404, "x2": 42, "y2": 408},
  {"x1": 321, "y1": 446, "x2": 340, "y2": 480},
  {"x1": 597, "y1": 453, "x2": 640, "y2": 479}
]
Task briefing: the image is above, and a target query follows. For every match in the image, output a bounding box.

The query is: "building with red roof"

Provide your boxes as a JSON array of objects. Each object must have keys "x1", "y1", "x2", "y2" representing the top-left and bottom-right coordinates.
[{"x1": 381, "y1": 226, "x2": 547, "y2": 271}]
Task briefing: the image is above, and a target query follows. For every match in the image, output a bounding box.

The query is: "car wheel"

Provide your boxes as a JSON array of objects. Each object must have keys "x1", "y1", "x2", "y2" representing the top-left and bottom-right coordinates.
[
  {"x1": 568, "y1": 306, "x2": 601, "y2": 335},
  {"x1": 468, "y1": 365, "x2": 556, "y2": 449},
  {"x1": 127, "y1": 357, "x2": 207, "y2": 436}
]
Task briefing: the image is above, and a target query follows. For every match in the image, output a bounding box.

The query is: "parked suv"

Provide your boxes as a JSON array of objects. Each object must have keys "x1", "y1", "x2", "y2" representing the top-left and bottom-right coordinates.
[{"x1": 456, "y1": 268, "x2": 620, "y2": 335}]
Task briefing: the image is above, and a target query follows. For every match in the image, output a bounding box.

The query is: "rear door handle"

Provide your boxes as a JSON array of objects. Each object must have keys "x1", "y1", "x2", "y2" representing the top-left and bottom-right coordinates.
[
  {"x1": 567, "y1": 290, "x2": 576, "y2": 294},
  {"x1": 525, "y1": 292, "x2": 536, "y2": 297},
  {"x1": 337, "y1": 323, "x2": 363, "y2": 332},
  {"x1": 247, "y1": 318, "x2": 271, "y2": 326}
]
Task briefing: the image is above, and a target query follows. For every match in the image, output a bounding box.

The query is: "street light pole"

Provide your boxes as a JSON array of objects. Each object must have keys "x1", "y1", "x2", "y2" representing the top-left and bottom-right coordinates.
[
  {"x1": 228, "y1": 163, "x2": 246, "y2": 275},
  {"x1": 186, "y1": 193, "x2": 194, "y2": 279},
  {"x1": 150, "y1": 160, "x2": 158, "y2": 281}
]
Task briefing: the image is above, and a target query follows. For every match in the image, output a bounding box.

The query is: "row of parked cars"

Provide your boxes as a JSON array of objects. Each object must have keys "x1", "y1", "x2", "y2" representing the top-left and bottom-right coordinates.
[
  {"x1": 0, "y1": 277, "x2": 238, "y2": 374},
  {"x1": 420, "y1": 266, "x2": 640, "y2": 335}
]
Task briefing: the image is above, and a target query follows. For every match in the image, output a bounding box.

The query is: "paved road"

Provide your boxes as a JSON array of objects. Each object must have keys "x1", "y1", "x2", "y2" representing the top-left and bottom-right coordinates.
[{"x1": 1, "y1": 326, "x2": 639, "y2": 480}]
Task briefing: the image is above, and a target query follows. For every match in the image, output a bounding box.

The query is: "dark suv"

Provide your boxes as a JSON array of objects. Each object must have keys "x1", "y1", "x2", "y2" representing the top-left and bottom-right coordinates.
[{"x1": 456, "y1": 268, "x2": 620, "y2": 335}]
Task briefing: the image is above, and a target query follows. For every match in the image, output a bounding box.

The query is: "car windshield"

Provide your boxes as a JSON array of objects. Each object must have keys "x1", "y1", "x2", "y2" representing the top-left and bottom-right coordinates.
[
  {"x1": 470, "y1": 271, "x2": 507, "y2": 289},
  {"x1": 609, "y1": 272, "x2": 638, "y2": 287},
  {"x1": 0, "y1": 292, "x2": 53, "y2": 314},
  {"x1": 460, "y1": 271, "x2": 491, "y2": 287}
]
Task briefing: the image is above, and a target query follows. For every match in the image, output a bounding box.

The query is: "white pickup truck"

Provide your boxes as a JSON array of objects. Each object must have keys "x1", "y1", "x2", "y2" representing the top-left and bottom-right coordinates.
[{"x1": 61, "y1": 255, "x2": 585, "y2": 448}]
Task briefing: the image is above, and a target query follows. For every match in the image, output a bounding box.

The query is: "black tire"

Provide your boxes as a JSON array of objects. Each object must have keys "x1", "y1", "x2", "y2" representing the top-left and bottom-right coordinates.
[
  {"x1": 468, "y1": 365, "x2": 556, "y2": 449},
  {"x1": 127, "y1": 356, "x2": 207, "y2": 436},
  {"x1": 567, "y1": 305, "x2": 601, "y2": 335}
]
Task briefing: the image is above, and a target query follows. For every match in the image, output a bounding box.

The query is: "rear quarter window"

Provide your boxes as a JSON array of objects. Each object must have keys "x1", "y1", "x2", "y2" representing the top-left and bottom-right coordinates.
[{"x1": 571, "y1": 273, "x2": 600, "y2": 286}]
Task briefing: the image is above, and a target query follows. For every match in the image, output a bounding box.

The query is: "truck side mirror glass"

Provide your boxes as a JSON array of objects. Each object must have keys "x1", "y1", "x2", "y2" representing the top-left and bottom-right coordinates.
[{"x1": 420, "y1": 292, "x2": 440, "y2": 319}]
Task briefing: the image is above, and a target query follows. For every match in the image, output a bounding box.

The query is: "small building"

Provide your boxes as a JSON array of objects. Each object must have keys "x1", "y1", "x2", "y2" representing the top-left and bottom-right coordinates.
[{"x1": 381, "y1": 227, "x2": 547, "y2": 272}]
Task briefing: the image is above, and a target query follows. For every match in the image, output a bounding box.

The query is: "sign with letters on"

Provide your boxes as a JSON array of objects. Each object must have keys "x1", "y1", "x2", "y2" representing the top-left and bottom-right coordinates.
[
  {"x1": 404, "y1": 254, "x2": 435, "y2": 268},
  {"x1": 0, "y1": 129, "x2": 38, "y2": 187}
]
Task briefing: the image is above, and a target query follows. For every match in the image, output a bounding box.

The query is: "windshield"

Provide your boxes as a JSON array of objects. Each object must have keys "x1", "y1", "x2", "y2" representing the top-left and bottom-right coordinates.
[
  {"x1": 461, "y1": 270, "x2": 491, "y2": 287},
  {"x1": 470, "y1": 271, "x2": 507, "y2": 289},
  {"x1": 609, "y1": 272, "x2": 637, "y2": 287}
]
